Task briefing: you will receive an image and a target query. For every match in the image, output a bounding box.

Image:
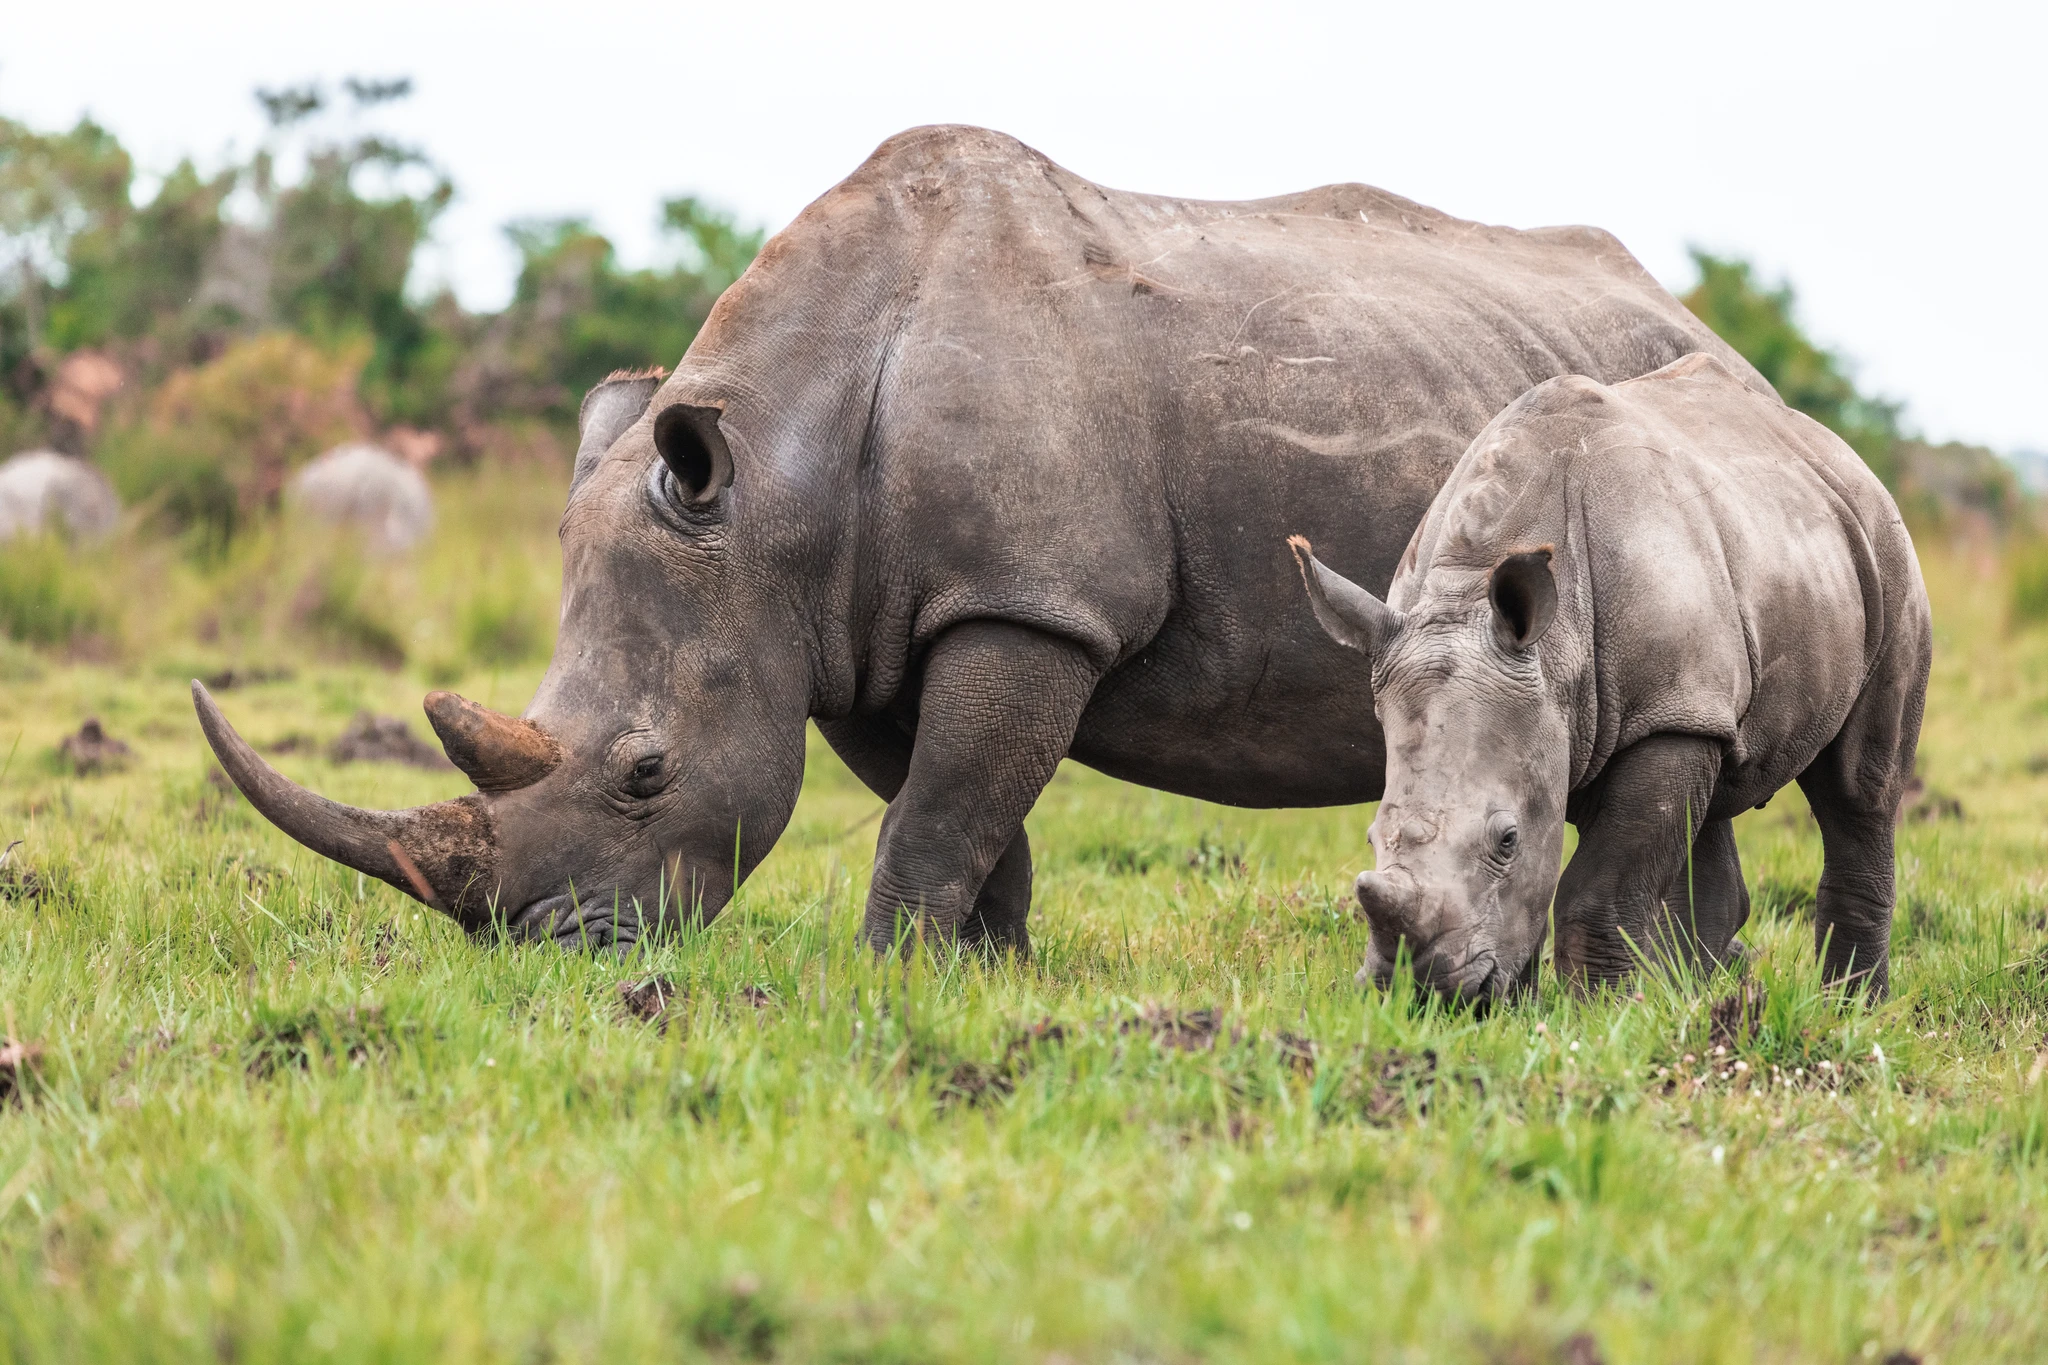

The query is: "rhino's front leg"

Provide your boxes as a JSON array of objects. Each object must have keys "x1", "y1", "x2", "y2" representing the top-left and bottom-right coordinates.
[
  {"x1": 816, "y1": 713, "x2": 1037, "y2": 954},
  {"x1": 1554, "y1": 733, "x2": 1723, "y2": 988},
  {"x1": 859, "y1": 621, "x2": 1097, "y2": 952}
]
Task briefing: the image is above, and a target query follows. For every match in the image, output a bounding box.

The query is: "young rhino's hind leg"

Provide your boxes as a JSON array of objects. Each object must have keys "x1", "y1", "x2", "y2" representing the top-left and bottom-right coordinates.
[
  {"x1": 1792, "y1": 600, "x2": 1928, "y2": 1001},
  {"x1": 1796, "y1": 740, "x2": 1910, "y2": 1000},
  {"x1": 1554, "y1": 734, "x2": 1727, "y2": 989}
]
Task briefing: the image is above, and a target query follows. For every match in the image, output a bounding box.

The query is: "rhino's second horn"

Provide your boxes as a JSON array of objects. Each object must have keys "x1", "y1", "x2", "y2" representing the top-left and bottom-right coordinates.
[{"x1": 423, "y1": 691, "x2": 562, "y2": 792}]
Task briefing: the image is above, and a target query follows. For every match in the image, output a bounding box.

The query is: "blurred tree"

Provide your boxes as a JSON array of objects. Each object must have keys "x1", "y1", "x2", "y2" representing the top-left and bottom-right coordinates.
[
  {"x1": 492, "y1": 198, "x2": 762, "y2": 423},
  {"x1": 46, "y1": 158, "x2": 236, "y2": 353},
  {"x1": 0, "y1": 115, "x2": 134, "y2": 402},
  {"x1": 248, "y1": 80, "x2": 456, "y2": 427},
  {"x1": 1682, "y1": 250, "x2": 1900, "y2": 484}
]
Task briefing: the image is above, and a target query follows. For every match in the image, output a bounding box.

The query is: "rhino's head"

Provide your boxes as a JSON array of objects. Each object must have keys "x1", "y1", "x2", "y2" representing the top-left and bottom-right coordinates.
[
  {"x1": 195, "y1": 370, "x2": 814, "y2": 949},
  {"x1": 1290, "y1": 536, "x2": 1569, "y2": 1001}
]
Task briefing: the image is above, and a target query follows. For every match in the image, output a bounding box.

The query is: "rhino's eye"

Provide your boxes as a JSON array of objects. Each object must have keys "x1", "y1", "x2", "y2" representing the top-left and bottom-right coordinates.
[
  {"x1": 622, "y1": 754, "x2": 669, "y2": 800},
  {"x1": 1485, "y1": 811, "x2": 1519, "y2": 864}
]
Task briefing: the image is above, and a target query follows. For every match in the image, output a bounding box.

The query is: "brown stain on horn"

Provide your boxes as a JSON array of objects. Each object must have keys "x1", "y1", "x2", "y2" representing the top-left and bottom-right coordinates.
[{"x1": 423, "y1": 692, "x2": 562, "y2": 792}]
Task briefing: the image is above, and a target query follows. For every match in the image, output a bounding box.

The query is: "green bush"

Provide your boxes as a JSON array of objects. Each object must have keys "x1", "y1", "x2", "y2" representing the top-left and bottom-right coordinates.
[{"x1": 0, "y1": 535, "x2": 108, "y2": 646}]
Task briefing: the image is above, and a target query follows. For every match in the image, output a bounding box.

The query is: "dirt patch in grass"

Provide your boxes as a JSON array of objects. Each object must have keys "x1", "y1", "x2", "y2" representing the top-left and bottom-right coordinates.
[
  {"x1": 199, "y1": 666, "x2": 295, "y2": 690},
  {"x1": 1122, "y1": 1002, "x2": 1235, "y2": 1052},
  {"x1": 1479, "y1": 1327, "x2": 1607, "y2": 1364},
  {"x1": 244, "y1": 1004, "x2": 411, "y2": 1078},
  {"x1": 0, "y1": 843, "x2": 44, "y2": 905},
  {"x1": 1708, "y1": 980, "x2": 1768, "y2": 1051},
  {"x1": 936, "y1": 1016, "x2": 1070, "y2": 1110},
  {"x1": 1309, "y1": 1046, "x2": 1460, "y2": 1126},
  {"x1": 619, "y1": 978, "x2": 781, "y2": 1033},
  {"x1": 1274, "y1": 1031, "x2": 1318, "y2": 1077},
  {"x1": 689, "y1": 1273, "x2": 784, "y2": 1360},
  {"x1": 1899, "y1": 775, "x2": 1963, "y2": 823}
]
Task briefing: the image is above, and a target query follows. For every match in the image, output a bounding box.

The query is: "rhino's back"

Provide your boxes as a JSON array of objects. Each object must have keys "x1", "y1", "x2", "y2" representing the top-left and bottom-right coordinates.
[
  {"x1": 852, "y1": 132, "x2": 1756, "y2": 803},
  {"x1": 680, "y1": 127, "x2": 1764, "y2": 805}
]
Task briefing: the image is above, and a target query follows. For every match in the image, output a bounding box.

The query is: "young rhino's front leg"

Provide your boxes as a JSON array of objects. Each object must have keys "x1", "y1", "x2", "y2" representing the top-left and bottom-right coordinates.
[
  {"x1": 861, "y1": 621, "x2": 1098, "y2": 953},
  {"x1": 1555, "y1": 733, "x2": 1742, "y2": 987}
]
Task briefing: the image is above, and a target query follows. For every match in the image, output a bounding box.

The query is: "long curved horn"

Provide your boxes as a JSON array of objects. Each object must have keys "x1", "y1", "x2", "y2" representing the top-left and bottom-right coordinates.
[
  {"x1": 192, "y1": 682, "x2": 498, "y2": 923},
  {"x1": 422, "y1": 691, "x2": 561, "y2": 792}
]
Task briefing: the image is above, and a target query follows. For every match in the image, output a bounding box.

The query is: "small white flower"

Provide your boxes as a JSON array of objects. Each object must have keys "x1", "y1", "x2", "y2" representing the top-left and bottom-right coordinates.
[{"x1": 1711, "y1": 1145, "x2": 1725, "y2": 1165}]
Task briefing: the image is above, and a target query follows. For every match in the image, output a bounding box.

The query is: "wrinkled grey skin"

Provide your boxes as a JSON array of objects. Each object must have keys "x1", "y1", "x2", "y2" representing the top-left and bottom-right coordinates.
[
  {"x1": 197, "y1": 125, "x2": 1768, "y2": 955},
  {"x1": 1296, "y1": 353, "x2": 1930, "y2": 1000}
]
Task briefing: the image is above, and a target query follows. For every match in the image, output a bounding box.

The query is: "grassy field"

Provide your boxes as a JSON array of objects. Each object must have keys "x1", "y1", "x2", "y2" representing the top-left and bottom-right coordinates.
[{"x1": 0, "y1": 468, "x2": 2044, "y2": 1364}]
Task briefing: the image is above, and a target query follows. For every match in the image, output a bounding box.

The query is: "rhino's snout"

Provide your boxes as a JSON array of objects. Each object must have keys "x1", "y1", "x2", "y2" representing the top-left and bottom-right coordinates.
[{"x1": 1354, "y1": 869, "x2": 1503, "y2": 1001}]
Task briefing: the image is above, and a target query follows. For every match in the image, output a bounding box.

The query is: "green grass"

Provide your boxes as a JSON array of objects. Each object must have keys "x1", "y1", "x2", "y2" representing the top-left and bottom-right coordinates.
[{"x1": 0, "y1": 470, "x2": 2045, "y2": 1362}]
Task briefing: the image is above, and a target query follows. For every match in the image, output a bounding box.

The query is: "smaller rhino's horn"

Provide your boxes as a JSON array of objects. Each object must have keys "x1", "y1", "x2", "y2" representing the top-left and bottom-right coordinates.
[{"x1": 424, "y1": 692, "x2": 562, "y2": 792}]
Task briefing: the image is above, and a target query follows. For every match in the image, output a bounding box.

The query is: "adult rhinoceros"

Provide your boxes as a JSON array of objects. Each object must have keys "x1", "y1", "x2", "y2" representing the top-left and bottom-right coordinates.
[{"x1": 196, "y1": 125, "x2": 1769, "y2": 954}]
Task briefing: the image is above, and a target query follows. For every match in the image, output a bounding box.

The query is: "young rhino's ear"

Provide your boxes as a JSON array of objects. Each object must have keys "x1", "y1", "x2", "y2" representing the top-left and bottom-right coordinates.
[
  {"x1": 1287, "y1": 536, "x2": 1404, "y2": 657},
  {"x1": 1489, "y1": 546, "x2": 1557, "y2": 651}
]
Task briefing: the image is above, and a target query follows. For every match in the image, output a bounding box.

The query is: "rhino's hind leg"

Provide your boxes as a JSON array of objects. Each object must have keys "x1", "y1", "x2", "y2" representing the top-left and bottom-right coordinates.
[
  {"x1": 859, "y1": 621, "x2": 1097, "y2": 954},
  {"x1": 1554, "y1": 733, "x2": 1722, "y2": 990},
  {"x1": 1796, "y1": 751, "x2": 1905, "y2": 1000}
]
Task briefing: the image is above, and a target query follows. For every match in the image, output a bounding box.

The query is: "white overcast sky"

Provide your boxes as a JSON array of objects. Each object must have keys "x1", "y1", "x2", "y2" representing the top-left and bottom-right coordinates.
[{"x1": 4, "y1": 0, "x2": 2043, "y2": 451}]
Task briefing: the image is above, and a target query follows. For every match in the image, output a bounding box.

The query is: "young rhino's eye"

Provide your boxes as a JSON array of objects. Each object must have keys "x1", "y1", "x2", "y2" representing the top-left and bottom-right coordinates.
[{"x1": 1486, "y1": 811, "x2": 1519, "y2": 861}]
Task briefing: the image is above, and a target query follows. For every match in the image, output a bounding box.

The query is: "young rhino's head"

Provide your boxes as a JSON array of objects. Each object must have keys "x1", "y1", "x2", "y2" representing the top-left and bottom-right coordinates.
[{"x1": 1290, "y1": 536, "x2": 1570, "y2": 1002}]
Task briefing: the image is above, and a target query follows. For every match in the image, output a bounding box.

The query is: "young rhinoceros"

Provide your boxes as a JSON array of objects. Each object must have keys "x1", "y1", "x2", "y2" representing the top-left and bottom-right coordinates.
[{"x1": 1290, "y1": 353, "x2": 1930, "y2": 1001}]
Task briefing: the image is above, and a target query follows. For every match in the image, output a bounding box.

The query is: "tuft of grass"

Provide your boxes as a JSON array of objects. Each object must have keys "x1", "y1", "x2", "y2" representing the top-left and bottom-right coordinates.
[
  {"x1": 0, "y1": 536, "x2": 107, "y2": 648},
  {"x1": 292, "y1": 549, "x2": 408, "y2": 667},
  {"x1": 457, "y1": 578, "x2": 547, "y2": 668},
  {"x1": 2009, "y1": 535, "x2": 2048, "y2": 628}
]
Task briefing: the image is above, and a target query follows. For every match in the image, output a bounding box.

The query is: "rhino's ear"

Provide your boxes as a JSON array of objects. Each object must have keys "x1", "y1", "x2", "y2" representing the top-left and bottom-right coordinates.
[
  {"x1": 653, "y1": 402, "x2": 734, "y2": 505},
  {"x1": 1288, "y1": 536, "x2": 1403, "y2": 657},
  {"x1": 573, "y1": 368, "x2": 666, "y2": 492},
  {"x1": 1489, "y1": 546, "x2": 1556, "y2": 651}
]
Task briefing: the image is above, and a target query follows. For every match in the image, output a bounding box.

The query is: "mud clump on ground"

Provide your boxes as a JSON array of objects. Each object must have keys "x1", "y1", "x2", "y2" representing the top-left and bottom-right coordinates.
[
  {"x1": 200, "y1": 666, "x2": 295, "y2": 691},
  {"x1": 937, "y1": 1016, "x2": 1070, "y2": 1110},
  {"x1": 327, "y1": 712, "x2": 452, "y2": 769},
  {"x1": 0, "y1": 842, "x2": 42, "y2": 905},
  {"x1": 620, "y1": 976, "x2": 683, "y2": 1028},
  {"x1": 58, "y1": 717, "x2": 131, "y2": 774}
]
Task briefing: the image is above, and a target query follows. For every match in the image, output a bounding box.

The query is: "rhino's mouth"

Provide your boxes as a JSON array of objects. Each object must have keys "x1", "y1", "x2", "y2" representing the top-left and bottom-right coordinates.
[
  {"x1": 497, "y1": 890, "x2": 643, "y2": 950},
  {"x1": 1359, "y1": 935, "x2": 1520, "y2": 1009},
  {"x1": 499, "y1": 888, "x2": 703, "y2": 951}
]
